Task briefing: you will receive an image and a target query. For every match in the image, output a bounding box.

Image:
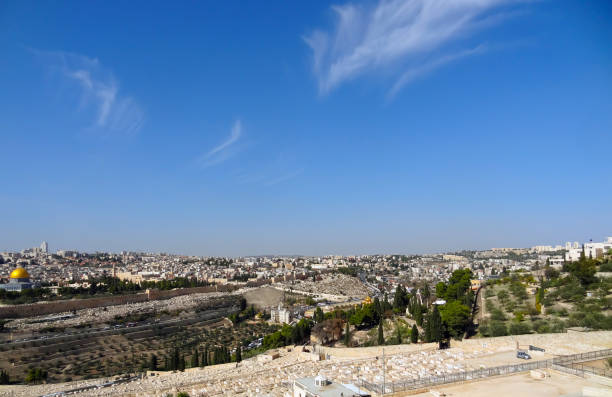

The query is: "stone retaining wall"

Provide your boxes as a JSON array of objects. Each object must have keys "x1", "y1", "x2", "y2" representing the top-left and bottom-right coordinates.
[{"x1": 320, "y1": 342, "x2": 438, "y2": 360}]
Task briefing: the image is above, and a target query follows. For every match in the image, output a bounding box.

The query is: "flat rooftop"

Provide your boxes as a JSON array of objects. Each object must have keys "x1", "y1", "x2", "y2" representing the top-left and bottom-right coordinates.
[{"x1": 295, "y1": 377, "x2": 367, "y2": 396}]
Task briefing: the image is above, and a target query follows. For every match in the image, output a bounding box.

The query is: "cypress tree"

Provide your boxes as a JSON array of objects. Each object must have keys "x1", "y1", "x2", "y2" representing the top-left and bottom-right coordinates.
[
  {"x1": 191, "y1": 350, "x2": 199, "y2": 368},
  {"x1": 344, "y1": 321, "x2": 351, "y2": 347},
  {"x1": 0, "y1": 370, "x2": 9, "y2": 385},
  {"x1": 150, "y1": 354, "x2": 158, "y2": 371},
  {"x1": 383, "y1": 293, "x2": 392, "y2": 312},
  {"x1": 178, "y1": 354, "x2": 185, "y2": 372},
  {"x1": 414, "y1": 305, "x2": 423, "y2": 326},
  {"x1": 430, "y1": 306, "x2": 442, "y2": 342},
  {"x1": 236, "y1": 346, "x2": 242, "y2": 363},
  {"x1": 377, "y1": 320, "x2": 384, "y2": 345},
  {"x1": 393, "y1": 286, "x2": 403, "y2": 310},
  {"x1": 424, "y1": 318, "x2": 432, "y2": 343},
  {"x1": 411, "y1": 324, "x2": 419, "y2": 343},
  {"x1": 201, "y1": 348, "x2": 208, "y2": 367},
  {"x1": 172, "y1": 348, "x2": 180, "y2": 370},
  {"x1": 395, "y1": 325, "x2": 402, "y2": 344},
  {"x1": 374, "y1": 297, "x2": 382, "y2": 320},
  {"x1": 423, "y1": 284, "x2": 431, "y2": 307}
]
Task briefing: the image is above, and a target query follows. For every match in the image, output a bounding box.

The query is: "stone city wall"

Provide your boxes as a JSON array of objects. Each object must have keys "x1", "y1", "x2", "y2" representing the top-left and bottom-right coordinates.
[{"x1": 0, "y1": 284, "x2": 238, "y2": 319}]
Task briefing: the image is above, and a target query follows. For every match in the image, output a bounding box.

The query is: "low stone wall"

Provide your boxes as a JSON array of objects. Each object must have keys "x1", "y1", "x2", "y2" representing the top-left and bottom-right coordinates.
[
  {"x1": 0, "y1": 284, "x2": 238, "y2": 319},
  {"x1": 454, "y1": 331, "x2": 612, "y2": 355},
  {"x1": 320, "y1": 342, "x2": 438, "y2": 360}
]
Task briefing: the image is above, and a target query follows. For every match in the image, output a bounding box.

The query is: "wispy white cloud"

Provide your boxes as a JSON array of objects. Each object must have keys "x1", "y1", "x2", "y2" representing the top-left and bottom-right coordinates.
[
  {"x1": 304, "y1": 0, "x2": 526, "y2": 95},
  {"x1": 264, "y1": 168, "x2": 305, "y2": 186},
  {"x1": 388, "y1": 44, "x2": 487, "y2": 99},
  {"x1": 198, "y1": 120, "x2": 242, "y2": 167},
  {"x1": 32, "y1": 49, "x2": 144, "y2": 135}
]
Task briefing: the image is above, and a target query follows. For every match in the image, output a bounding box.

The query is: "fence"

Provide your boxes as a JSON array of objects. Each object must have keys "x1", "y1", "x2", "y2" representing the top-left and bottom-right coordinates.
[
  {"x1": 552, "y1": 348, "x2": 612, "y2": 366},
  {"x1": 359, "y1": 348, "x2": 612, "y2": 395},
  {"x1": 552, "y1": 348, "x2": 612, "y2": 379}
]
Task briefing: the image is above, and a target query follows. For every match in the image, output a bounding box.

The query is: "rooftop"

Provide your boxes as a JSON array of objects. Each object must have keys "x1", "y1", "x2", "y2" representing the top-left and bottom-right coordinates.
[{"x1": 294, "y1": 376, "x2": 368, "y2": 397}]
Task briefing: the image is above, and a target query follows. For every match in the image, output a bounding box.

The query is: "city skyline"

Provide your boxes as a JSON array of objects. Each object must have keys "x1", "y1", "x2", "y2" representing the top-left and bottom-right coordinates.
[
  {"x1": 1, "y1": 1, "x2": 611, "y2": 256},
  {"x1": 6, "y1": 236, "x2": 611, "y2": 258}
]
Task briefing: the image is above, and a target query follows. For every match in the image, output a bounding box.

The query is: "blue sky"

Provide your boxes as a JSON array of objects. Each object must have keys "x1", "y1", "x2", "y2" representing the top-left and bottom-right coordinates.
[{"x1": 1, "y1": 0, "x2": 610, "y2": 256}]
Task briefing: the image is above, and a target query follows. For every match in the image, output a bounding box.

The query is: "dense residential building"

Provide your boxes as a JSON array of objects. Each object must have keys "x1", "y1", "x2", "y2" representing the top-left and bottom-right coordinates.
[{"x1": 566, "y1": 237, "x2": 612, "y2": 261}]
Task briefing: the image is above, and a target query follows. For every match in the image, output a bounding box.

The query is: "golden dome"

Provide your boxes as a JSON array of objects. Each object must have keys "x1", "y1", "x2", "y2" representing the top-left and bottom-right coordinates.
[{"x1": 10, "y1": 267, "x2": 30, "y2": 279}]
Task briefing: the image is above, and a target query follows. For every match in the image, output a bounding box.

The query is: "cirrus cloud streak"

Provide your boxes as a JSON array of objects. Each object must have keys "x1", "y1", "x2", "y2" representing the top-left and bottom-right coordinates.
[{"x1": 304, "y1": 0, "x2": 527, "y2": 96}]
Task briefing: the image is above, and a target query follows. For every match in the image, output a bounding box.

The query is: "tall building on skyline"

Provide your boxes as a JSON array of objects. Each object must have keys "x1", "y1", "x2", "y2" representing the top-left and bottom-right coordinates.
[{"x1": 40, "y1": 241, "x2": 48, "y2": 254}]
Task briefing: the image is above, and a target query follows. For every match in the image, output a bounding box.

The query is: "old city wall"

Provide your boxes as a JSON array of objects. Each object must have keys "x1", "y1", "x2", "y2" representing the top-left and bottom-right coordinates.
[{"x1": 0, "y1": 284, "x2": 238, "y2": 319}]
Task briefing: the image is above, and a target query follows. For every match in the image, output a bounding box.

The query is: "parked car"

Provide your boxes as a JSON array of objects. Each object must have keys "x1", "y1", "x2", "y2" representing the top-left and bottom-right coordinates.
[{"x1": 517, "y1": 351, "x2": 531, "y2": 360}]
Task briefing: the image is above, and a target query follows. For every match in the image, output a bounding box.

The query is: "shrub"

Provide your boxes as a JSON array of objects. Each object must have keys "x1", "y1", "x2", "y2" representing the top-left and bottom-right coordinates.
[
  {"x1": 478, "y1": 319, "x2": 491, "y2": 337},
  {"x1": 549, "y1": 318, "x2": 566, "y2": 333},
  {"x1": 509, "y1": 322, "x2": 531, "y2": 335},
  {"x1": 531, "y1": 320, "x2": 551, "y2": 334},
  {"x1": 490, "y1": 309, "x2": 506, "y2": 322},
  {"x1": 490, "y1": 321, "x2": 508, "y2": 337},
  {"x1": 513, "y1": 312, "x2": 525, "y2": 322}
]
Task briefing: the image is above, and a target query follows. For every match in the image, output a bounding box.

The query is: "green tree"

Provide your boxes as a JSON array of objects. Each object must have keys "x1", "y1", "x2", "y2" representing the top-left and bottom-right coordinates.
[
  {"x1": 377, "y1": 320, "x2": 384, "y2": 345},
  {"x1": 536, "y1": 286, "x2": 545, "y2": 306},
  {"x1": 25, "y1": 368, "x2": 47, "y2": 384},
  {"x1": 509, "y1": 322, "x2": 531, "y2": 335},
  {"x1": 190, "y1": 350, "x2": 199, "y2": 368},
  {"x1": 150, "y1": 354, "x2": 158, "y2": 371},
  {"x1": 178, "y1": 354, "x2": 185, "y2": 372},
  {"x1": 438, "y1": 269, "x2": 473, "y2": 302},
  {"x1": 496, "y1": 289, "x2": 509, "y2": 303},
  {"x1": 349, "y1": 303, "x2": 377, "y2": 328},
  {"x1": 439, "y1": 301, "x2": 471, "y2": 339},
  {"x1": 393, "y1": 285, "x2": 406, "y2": 311},
  {"x1": 424, "y1": 319, "x2": 432, "y2": 342},
  {"x1": 411, "y1": 324, "x2": 419, "y2": 343},
  {"x1": 490, "y1": 321, "x2": 508, "y2": 336},
  {"x1": 383, "y1": 293, "x2": 392, "y2": 312},
  {"x1": 430, "y1": 306, "x2": 443, "y2": 342},
  {"x1": 565, "y1": 258, "x2": 598, "y2": 287},
  {"x1": 544, "y1": 266, "x2": 560, "y2": 280},
  {"x1": 235, "y1": 346, "x2": 242, "y2": 363},
  {"x1": 414, "y1": 304, "x2": 423, "y2": 326},
  {"x1": 201, "y1": 348, "x2": 208, "y2": 367},
  {"x1": 395, "y1": 325, "x2": 402, "y2": 344},
  {"x1": 314, "y1": 307, "x2": 324, "y2": 323},
  {"x1": 344, "y1": 321, "x2": 351, "y2": 347},
  {"x1": 423, "y1": 284, "x2": 431, "y2": 306},
  {"x1": 374, "y1": 297, "x2": 382, "y2": 318},
  {"x1": 0, "y1": 369, "x2": 9, "y2": 385}
]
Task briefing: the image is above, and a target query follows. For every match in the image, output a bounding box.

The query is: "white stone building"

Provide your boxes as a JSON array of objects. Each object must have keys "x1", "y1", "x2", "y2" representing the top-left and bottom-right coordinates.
[{"x1": 271, "y1": 303, "x2": 291, "y2": 324}]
